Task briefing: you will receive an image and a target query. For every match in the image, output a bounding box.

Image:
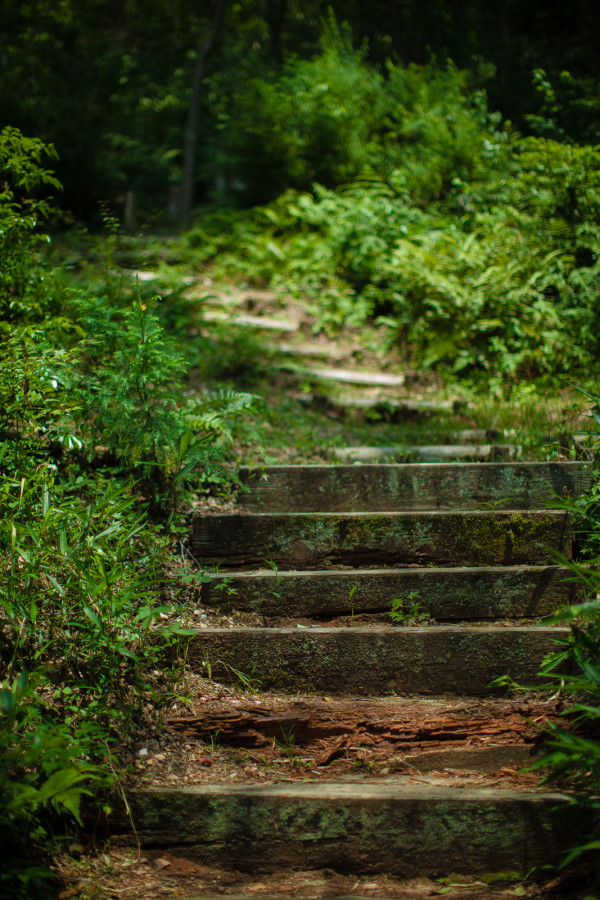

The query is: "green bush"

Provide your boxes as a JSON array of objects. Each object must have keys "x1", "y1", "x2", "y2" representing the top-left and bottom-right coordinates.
[
  {"x1": 188, "y1": 127, "x2": 600, "y2": 379},
  {"x1": 0, "y1": 127, "x2": 255, "y2": 891},
  {"x1": 529, "y1": 388, "x2": 600, "y2": 870},
  {"x1": 0, "y1": 127, "x2": 67, "y2": 334},
  {"x1": 208, "y1": 19, "x2": 499, "y2": 206},
  {"x1": 0, "y1": 671, "x2": 101, "y2": 899}
]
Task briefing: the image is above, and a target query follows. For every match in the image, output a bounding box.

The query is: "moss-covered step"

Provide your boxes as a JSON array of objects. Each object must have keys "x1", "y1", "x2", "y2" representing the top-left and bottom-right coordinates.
[
  {"x1": 299, "y1": 394, "x2": 468, "y2": 418},
  {"x1": 190, "y1": 510, "x2": 572, "y2": 569},
  {"x1": 200, "y1": 565, "x2": 580, "y2": 619},
  {"x1": 109, "y1": 782, "x2": 584, "y2": 876},
  {"x1": 278, "y1": 364, "x2": 407, "y2": 387},
  {"x1": 331, "y1": 444, "x2": 520, "y2": 462},
  {"x1": 201, "y1": 310, "x2": 299, "y2": 332},
  {"x1": 184, "y1": 625, "x2": 567, "y2": 695},
  {"x1": 237, "y1": 462, "x2": 591, "y2": 512}
]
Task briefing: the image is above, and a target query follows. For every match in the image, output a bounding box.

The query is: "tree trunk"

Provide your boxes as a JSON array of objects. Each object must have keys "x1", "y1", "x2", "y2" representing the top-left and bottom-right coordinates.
[
  {"x1": 494, "y1": 0, "x2": 510, "y2": 90},
  {"x1": 388, "y1": 0, "x2": 407, "y2": 64},
  {"x1": 451, "y1": 0, "x2": 466, "y2": 65},
  {"x1": 410, "y1": 0, "x2": 429, "y2": 64},
  {"x1": 266, "y1": 0, "x2": 287, "y2": 63},
  {"x1": 178, "y1": 0, "x2": 227, "y2": 225}
]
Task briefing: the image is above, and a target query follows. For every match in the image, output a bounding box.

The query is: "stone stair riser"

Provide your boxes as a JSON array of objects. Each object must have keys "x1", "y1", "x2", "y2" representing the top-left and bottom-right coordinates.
[
  {"x1": 331, "y1": 444, "x2": 520, "y2": 462},
  {"x1": 112, "y1": 784, "x2": 585, "y2": 876},
  {"x1": 201, "y1": 565, "x2": 581, "y2": 619},
  {"x1": 238, "y1": 462, "x2": 591, "y2": 513},
  {"x1": 191, "y1": 511, "x2": 572, "y2": 569},
  {"x1": 186, "y1": 626, "x2": 567, "y2": 695}
]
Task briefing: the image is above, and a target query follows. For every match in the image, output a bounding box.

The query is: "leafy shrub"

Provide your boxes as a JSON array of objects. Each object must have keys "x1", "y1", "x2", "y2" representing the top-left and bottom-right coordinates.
[
  {"x1": 379, "y1": 213, "x2": 599, "y2": 375},
  {"x1": 188, "y1": 129, "x2": 600, "y2": 379},
  {"x1": 0, "y1": 128, "x2": 255, "y2": 889},
  {"x1": 209, "y1": 17, "x2": 500, "y2": 207},
  {"x1": 0, "y1": 459, "x2": 177, "y2": 714},
  {"x1": 0, "y1": 671, "x2": 101, "y2": 899},
  {"x1": 525, "y1": 68, "x2": 600, "y2": 146},
  {"x1": 380, "y1": 60, "x2": 505, "y2": 203},
  {"x1": 0, "y1": 126, "x2": 64, "y2": 332},
  {"x1": 209, "y1": 18, "x2": 387, "y2": 203},
  {"x1": 530, "y1": 388, "x2": 600, "y2": 869}
]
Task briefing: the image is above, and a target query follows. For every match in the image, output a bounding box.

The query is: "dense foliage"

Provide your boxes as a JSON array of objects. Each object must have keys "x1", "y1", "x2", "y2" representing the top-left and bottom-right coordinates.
[
  {"x1": 2, "y1": 3, "x2": 600, "y2": 890},
  {"x1": 0, "y1": 129, "x2": 253, "y2": 897},
  {"x1": 2, "y1": 0, "x2": 600, "y2": 215},
  {"x1": 185, "y1": 134, "x2": 600, "y2": 379}
]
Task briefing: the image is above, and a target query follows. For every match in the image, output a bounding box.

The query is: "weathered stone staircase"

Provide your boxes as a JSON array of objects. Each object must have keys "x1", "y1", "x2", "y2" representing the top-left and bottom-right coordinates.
[{"x1": 111, "y1": 458, "x2": 595, "y2": 888}]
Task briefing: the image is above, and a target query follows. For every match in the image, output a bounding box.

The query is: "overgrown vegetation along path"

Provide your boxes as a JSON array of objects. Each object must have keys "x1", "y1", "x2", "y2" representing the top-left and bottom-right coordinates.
[{"x1": 72, "y1": 284, "x2": 596, "y2": 899}]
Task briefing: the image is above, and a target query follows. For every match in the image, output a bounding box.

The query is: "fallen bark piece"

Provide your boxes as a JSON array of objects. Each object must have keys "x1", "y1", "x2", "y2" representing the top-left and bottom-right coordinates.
[
  {"x1": 312, "y1": 735, "x2": 352, "y2": 768},
  {"x1": 166, "y1": 696, "x2": 558, "y2": 752}
]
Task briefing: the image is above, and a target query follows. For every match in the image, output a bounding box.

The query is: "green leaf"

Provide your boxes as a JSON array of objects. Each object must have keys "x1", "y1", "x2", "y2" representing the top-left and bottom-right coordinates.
[
  {"x1": 46, "y1": 574, "x2": 66, "y2": 597},
  {"x1": 83, "y1": 606, "x2": 103, "y2": 630},
  {"x1": 15, "y1": 544, "x2": 31, "y2": 564},
  {"x1": 178, "y1": 430, "x2": 192, "y2": 461},
  {"x1": 0, "y1": 687, "x2": 15, "y2": 714}
]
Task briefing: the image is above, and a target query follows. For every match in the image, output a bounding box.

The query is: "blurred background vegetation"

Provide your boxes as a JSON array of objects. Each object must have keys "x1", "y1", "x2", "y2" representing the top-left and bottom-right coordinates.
[
  {"x1": 3, "y1": 2, "x2": 600, "y2": 894},
  {"x1": 2, "y1": 0, "x2": 599, "y2": 217},
  {"x1": 3, "y1": 0, "x2": 600, "y2": 380}
]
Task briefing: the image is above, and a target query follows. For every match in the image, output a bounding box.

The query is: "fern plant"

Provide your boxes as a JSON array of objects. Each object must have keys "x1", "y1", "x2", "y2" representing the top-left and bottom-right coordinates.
[{"x1": 68, "y1": 290, "x2": 255, "y2": 505}]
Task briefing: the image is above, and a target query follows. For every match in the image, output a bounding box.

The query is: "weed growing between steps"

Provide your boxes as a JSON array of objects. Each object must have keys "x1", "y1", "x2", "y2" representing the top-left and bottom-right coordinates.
[{"x1": 388, "y1": 592, "x2": 432, "y2": 626}]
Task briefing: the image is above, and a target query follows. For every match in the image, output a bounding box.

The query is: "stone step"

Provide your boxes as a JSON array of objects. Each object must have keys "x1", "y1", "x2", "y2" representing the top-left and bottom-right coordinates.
[
  {"x1": 301, "y1": 393, "x2": 468, "y2": 418},
  {"x1": 191, "y1": 510, "x2": 572, "y2": 569},
  {"x1": 185, "y1": 625, "x2": 567, "y2": 695},
  {"x1": 281, "y1": 364, "x2": 408, "y2": 387},
  {"x1": 273, "y1": 341, "x2": 345, "y2": 361},
  {"x1": 237, "y1": 462, "x2": 590, "y2": 512},
  {"x1": 109, "y1": 781, "x2": 584, "y2": 876},
  {"x1": 201, "y1": 310, "x2": 299, "y2": 332},
  {"x1": 200, "y1": 565, "x2": 580, "y2": 619},
  {"x1": 330, "y1": 444, "x2": 520, "y2": 462}
]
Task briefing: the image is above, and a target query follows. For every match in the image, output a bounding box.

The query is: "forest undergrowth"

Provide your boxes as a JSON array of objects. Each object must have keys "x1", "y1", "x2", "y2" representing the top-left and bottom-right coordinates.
[{"x1": 2, "y1": 43, "x2": 600, "y2": 895}]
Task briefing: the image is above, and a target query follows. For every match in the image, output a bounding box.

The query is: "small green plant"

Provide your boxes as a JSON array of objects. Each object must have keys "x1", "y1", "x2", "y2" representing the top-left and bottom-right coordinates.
[
  {"x1": 208, "y1": 729, "x2": 221, "y2": 752},
  {"x1": 211, "y1": 575, "x2": 238, "y2": 614},
  {"x1": 263, "y1": 548, "x2": 279, "y2": 575},
  {"x1": 273, "y1": 726, "x2": 298, "y2": 766},
  {"x1": 202, "y1": 651, "x2": 213, "y2": 682},
  {"x1": 348, "y1": 583, "x2": 358, "y2": 622},
  {"x1": 478, "y1": 497, "x2": 512, "y2": 510},
  {"x1": 69, "y1": 289, "x2": 255, "y2": 510},
  {"x1": 218, "y1": 661, "x2": 262, "y2": 693},
  {"x1": 389, "y1": 591, "x2": 431, "y2": 625}
]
